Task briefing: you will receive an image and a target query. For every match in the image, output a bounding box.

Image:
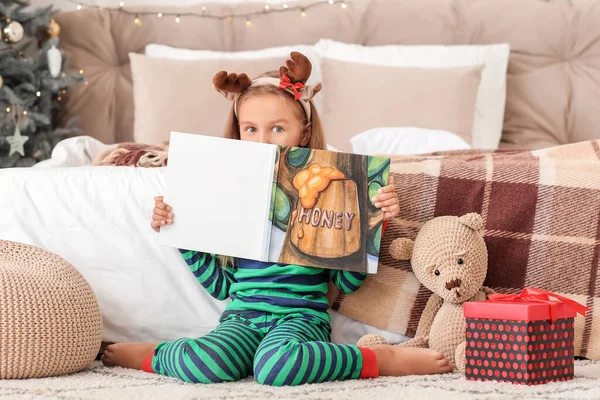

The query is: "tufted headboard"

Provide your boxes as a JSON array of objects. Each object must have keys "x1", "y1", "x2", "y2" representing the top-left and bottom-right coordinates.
[{"x1": 55, "y1": 0, "x2": 600, "y2": 149}]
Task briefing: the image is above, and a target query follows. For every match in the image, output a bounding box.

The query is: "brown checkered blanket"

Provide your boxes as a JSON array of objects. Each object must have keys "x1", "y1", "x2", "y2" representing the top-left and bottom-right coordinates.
[{"x1": 328, "y1": 140, "x2": 600, "y2": 360}]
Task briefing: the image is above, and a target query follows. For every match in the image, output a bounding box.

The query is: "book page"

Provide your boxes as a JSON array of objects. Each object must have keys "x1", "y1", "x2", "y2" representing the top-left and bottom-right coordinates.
[
  {"x1": 158, "y1": 132, "x2": 278, "y2": 261},
  {"x1": 268, "y1": 147, "x2": 390, "y2": 274}
]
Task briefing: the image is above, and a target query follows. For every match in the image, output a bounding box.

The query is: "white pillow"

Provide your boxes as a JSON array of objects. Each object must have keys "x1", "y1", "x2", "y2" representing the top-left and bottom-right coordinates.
[
  {"x1": 144, "y1": 43, "x2": 323, "y2": 113},
  {"x1": 350, "y1": 127, "x2": 471, "y2": 156},
  {"x1": 33, "y1": 136, "x2": 110, "y2": 168},
  {"x1": 315, "y1": 39, "x2": 510, "y2": 150}
]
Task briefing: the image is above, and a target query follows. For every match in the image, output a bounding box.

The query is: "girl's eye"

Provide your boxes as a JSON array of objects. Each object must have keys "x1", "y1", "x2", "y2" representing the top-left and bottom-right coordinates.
[
  {"x1": 245, "y1": 127, "x2": 257, "y2": 134},
  {"x1": 272, "y1": 126, "x2": 284, "y2": 133}
]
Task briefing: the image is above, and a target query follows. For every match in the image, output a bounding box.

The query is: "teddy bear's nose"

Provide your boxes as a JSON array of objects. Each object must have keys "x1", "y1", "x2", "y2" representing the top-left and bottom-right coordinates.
[{"x1": 445, "y1": 278, "x2": 462, "y2": 290}]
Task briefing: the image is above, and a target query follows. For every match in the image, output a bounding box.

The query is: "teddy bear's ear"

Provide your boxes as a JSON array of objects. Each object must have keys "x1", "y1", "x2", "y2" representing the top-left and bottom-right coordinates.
[
  {"x1": 458, "y1": 213, "x2": 484, "y2": 232},
  {"x1": 389, "y1": 238, "x2": 414, "y2": 261}
]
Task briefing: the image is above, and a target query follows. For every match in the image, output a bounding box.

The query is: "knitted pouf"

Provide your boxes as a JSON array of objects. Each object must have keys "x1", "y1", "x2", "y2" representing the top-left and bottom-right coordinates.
[{"x1": 0, "y1": 240, "x2": 103, "y2": 379}]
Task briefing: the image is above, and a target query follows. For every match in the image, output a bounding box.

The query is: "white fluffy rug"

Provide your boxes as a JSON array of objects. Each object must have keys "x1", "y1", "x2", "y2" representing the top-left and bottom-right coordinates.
[{"x1": 2, "y1": 361, "x2": 600, "y2": 400}]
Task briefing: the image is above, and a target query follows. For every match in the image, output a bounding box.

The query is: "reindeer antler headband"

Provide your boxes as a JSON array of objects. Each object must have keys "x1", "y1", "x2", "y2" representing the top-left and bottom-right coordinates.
[{"x1": 212, "y1": 52, "x2": 322, "y2": 122}]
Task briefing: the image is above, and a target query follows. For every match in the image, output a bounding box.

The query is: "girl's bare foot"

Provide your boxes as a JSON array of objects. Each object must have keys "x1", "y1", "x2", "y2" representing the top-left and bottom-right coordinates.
[
  {"x1": 373, "y1": 345, "x2": 453, "y2": 376},
  {"x1": 101, "y1": 342, "x2": 159, "y2": 370}
]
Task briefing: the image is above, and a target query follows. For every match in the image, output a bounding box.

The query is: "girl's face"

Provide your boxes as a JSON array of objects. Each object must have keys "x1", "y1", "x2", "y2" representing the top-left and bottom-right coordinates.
[{"x1": 238, "y1": 93, "x2": 312, "y2": 147}]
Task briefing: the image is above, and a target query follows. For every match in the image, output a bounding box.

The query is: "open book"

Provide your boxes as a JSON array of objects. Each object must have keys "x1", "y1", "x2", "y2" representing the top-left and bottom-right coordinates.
[{"x1": 158, "y1": 132, "x2": 390, "y2": 274}]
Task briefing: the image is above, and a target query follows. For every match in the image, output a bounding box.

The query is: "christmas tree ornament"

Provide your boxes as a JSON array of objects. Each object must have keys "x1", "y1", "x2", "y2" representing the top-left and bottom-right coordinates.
[
  {"x1": 47, "y1": 45, "x2": 62, "y2": 78},
  {"x1": 0, "y1": 2, "x2": 84, "y2": 168},
  {"x1": 47, "y1": 19, "x2": 61, "y2": 38},
  {"x1": 7, "y1": 127, "x2": 29, "y2": 157},
  {"x1": 3, "y1": 20, "x2": 24, "y2": 43}
]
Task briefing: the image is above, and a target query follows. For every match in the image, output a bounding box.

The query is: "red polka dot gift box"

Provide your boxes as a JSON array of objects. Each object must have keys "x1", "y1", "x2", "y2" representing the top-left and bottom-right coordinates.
[{"x1": 463, "y1": 288, "x2": 590, "y2": 385}]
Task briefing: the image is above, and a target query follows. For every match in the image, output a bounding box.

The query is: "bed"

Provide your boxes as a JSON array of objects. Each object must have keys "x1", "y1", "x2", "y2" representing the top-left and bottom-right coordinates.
[
  {"x1": 0, "y1": 136, "x2": 408, "y2": 346},
  {"x1": 2, "y1": 0, "x2": 600, "y2": 356}
]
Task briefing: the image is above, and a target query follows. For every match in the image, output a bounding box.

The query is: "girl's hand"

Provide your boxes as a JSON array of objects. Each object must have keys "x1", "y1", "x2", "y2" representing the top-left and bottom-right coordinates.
[
  {"x1": 151, "y1": 195, "x2": 173, "y2": 232},
  {"x1": 372, "y1": 175, "x2": 400, "y2": 221}
]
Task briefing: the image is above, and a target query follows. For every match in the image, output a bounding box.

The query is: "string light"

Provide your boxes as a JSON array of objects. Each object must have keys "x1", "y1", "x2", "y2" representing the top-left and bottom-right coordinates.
[
  {"x1": 62, "y1": 90, "x2": 67, "y2": 94},
  {"x1": 67, "y1": 0, "x2": 350, "y2": 24},
  {"x1": 23, "y1": 111, "x2": 27, "y2": 116},
  {"x1": 36, "y1": 91, "x2": 41, "y2": 97},
  {"x1": 5, "y1": 107, "x2": 9, "y2": 113},
  {"x1": 57, "y1": 96, "x2": 62, "y2": 101},
  {"x1": 79, "y1": 69, "x2": 84, "y2": 74}
]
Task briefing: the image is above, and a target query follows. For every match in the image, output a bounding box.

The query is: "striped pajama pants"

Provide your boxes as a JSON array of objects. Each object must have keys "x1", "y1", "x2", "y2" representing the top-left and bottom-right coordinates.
[{"x1": 143, "y1": 311, "x2": 375, "y2": 386}]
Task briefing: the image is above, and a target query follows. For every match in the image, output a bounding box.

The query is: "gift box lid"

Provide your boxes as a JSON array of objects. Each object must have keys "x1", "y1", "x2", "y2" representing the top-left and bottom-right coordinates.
[{"x1": 464, "y1": 300, "x2": 576, "y2": 322}]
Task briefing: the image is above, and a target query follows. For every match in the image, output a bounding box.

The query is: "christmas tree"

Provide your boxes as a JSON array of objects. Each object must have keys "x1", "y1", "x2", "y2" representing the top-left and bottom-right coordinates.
[{"x1": 0, "y1": 0, "x2": 83, "y2": 168}]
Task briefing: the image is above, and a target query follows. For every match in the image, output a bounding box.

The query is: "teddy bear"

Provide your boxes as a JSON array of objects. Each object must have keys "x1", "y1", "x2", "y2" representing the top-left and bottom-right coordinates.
[{"x1": 357, "y1": 212, "x2": 494, "y2": 372}]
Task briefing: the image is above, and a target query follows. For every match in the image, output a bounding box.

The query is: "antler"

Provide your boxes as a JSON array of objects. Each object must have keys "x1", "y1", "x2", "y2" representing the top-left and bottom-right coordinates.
[
  {"x1": 213, "y1": 71, "x2": 252, "y2": 95},
  {"x1": 279, "y1": 51, "x2": 312, "y2": 83}
]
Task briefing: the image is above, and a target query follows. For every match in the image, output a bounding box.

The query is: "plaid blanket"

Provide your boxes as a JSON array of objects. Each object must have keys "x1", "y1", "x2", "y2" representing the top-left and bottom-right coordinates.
[{"x1": 328, "y1": 140, "x2": 600, "y2": 360}]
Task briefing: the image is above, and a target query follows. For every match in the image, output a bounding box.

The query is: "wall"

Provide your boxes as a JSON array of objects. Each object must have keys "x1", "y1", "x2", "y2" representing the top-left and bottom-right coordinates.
[{"x1": 33, "y1": 0, "x2": 298, "y2": 12}]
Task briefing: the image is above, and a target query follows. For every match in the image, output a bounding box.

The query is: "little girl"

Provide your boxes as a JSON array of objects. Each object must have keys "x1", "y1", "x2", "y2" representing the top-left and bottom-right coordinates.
[{"x1": 102, "y1": 52, "x2": 452, "y2": 385}]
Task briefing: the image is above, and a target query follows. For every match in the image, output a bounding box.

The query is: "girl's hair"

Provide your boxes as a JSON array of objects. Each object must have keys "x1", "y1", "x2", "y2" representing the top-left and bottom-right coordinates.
[
  {"x1": 223, "y1": 71, "x2": 327, "y2": 151},
  {"x1": 219, "y1": 71, "x2": 326, "y2": 267}
]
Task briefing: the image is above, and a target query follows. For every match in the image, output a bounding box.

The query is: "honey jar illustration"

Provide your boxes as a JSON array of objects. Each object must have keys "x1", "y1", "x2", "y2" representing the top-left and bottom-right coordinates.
[{"x1": 288, "y1": 163, "x2": 361, "y2": 259}]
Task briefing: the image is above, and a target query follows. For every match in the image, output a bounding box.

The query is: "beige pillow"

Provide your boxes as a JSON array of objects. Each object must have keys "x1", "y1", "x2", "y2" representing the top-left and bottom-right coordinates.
[
  {"x1": 129, "y1": 53, "x2": 289, "y2": 144},
  {"x1": 319, "y1": 58, "x2": 484, "y2": 152}
]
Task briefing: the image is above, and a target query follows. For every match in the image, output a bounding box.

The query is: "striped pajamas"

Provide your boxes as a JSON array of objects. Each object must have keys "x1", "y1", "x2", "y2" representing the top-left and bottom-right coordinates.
[
  {"x1": 150, "y1": 311, "x2": 366, "y2": 385},
  {"x1": 142, "y1": 250, "x2": 379, "y2": 386}
]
